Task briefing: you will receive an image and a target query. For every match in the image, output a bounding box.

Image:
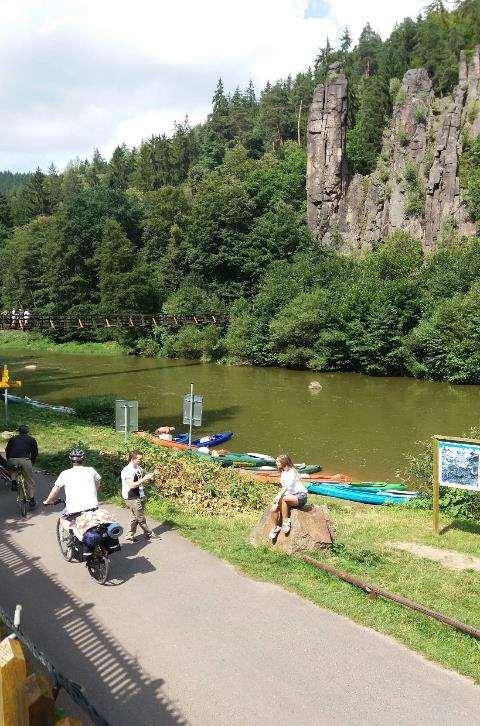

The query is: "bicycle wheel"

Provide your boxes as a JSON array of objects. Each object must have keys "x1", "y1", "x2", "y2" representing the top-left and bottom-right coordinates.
[
  {"x1": 16, "y1": 474, "x2": 28, "y2": 516},
  {"x1": 56, "y1": 519, "x2": 74, "y2": 561},
  {"x1": 17, "y1": 495, "x2": 28, "y2": 518},
  {"x1": 87, "y1": 549, "x2": 110, "y2": 585}
]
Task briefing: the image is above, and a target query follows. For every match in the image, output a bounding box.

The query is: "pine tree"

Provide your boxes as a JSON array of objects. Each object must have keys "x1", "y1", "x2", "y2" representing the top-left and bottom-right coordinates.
[{"x1": 97, "y1": 219, "x2": 154, "y2": 313}]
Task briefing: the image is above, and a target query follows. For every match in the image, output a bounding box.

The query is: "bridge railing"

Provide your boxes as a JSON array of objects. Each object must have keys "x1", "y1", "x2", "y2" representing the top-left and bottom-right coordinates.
[
  {"x1": 0, "y1": 313, "x2": 228, "y2": 331},
  {"x1": 0, "y1": 604, "x2": 109, "y2": 725}
]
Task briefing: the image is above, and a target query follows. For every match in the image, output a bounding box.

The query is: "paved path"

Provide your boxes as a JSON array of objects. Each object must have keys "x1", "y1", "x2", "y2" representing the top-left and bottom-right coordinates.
[{"x1": 0, "y1": 473, "x2": 479, "y2": 725}]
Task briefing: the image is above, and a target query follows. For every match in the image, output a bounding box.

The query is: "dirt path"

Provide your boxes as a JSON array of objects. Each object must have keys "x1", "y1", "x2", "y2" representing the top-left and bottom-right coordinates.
[{"x1": 1, "y1": 472, "x2": 479, "y2": 725}]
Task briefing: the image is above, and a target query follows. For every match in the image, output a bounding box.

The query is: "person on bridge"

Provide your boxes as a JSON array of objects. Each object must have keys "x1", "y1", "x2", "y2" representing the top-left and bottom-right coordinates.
[
  {"x1": 6, "y1": 425, "x2": 39, "y2": 508},
  {"x1": 269, "y1": 454, "x2": 308, "y2": 540},
  {"x1": 121, "y1": 451, "x2": 157, "y2": 541},
  {"x1": 43, "y1": 448, "x2": 101, "y2": 518}
]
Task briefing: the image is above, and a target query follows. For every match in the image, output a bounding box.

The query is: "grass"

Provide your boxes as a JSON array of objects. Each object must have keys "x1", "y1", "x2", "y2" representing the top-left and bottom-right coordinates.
[
  {"x1": 3, "y1": 402, "x2": 480, "y2": 683},
  {"x1": 0, "y1": 330, "x2": 123, "y2": 356}
]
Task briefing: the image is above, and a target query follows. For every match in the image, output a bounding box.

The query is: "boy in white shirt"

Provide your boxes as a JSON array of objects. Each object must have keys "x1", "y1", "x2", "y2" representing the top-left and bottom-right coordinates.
[{"x1": 121, "y1": 450, "x2": 157, "y2": 541}]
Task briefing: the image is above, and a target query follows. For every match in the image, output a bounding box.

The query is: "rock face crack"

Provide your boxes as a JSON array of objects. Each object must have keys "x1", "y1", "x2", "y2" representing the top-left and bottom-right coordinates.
[{"x1": 306, "y1": 47, "x2": 480, "y2": 253}]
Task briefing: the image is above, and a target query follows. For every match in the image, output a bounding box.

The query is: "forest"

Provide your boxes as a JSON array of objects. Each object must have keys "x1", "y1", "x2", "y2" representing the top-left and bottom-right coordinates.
[{"x1": 1, "y1": 0, "x2": 480, "y2": 383}]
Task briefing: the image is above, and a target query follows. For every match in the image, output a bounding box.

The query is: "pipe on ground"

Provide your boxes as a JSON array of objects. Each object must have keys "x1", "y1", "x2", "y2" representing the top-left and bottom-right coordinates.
[{"x1": 302, "y1": 555, "x2": 480, "y2": 640}]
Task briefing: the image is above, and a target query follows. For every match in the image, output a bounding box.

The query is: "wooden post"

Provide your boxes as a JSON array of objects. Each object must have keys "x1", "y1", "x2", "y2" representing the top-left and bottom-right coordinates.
[
  {"x1": 0, "y1": 636, "x2": 28, "y2": 726},
  {"x1": 432, "y1": 436, "x2": 440, "y2": 534}
]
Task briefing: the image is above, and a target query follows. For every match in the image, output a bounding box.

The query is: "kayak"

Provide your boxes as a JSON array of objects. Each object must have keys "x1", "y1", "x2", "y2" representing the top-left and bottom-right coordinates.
[
  {"x1": 173, "y1": 431, "x2": 233, "y2": 448},
  {"x1": 240, "y1": 464, "x2": 323, "y2": 475},
  {"x1": 6, "y1": 393, "x2": 75, "y2": 415},
  {"x1": 239, "y1": 470, "x2": 352, "y2": 484},
  {"x1": 313, "y1": 481, "x2": 408, "y2": 492},
  {"x1": 307, "y1": 483, "x2": 416, "y2": 505}
]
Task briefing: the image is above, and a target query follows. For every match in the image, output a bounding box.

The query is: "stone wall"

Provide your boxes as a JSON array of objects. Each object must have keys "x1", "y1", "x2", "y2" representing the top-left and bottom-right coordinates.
[{"x1": 306, "y1": 47, "x2": 480, "y2": 253}]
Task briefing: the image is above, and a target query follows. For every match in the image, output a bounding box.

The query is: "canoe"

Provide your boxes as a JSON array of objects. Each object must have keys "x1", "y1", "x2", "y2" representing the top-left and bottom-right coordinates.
[
  {"x1": 317, "y1": 482, "x2": 408, "y2": 492},
  {"x1": 307, "y1": 483, "x2": 416, "y2": 505},
  {"x1": 241, "y1": 464, "x2": 323, "y2": 474},
  {"x1": 239, "y1": 470, "x2": 352, "y2": 484},
  {"x1": 173, "y1": 431, "x2": 233, "y2": 448},
  {"x1": 6, "y1": 393, "x2": 75, "y2": 415}
]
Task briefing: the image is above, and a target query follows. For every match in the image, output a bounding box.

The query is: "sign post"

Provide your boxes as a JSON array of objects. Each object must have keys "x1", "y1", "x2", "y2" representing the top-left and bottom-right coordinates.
[
  {"x1": 432, "y1": 434, "x2": 480, "y2": 534},
  {"x1": 0, "y1": 365, "x2": 22, "y2": 427},
  {"x1": 115, "y1": 399, "x2": 139, "y2": 443},
  {"x1": 182, "y1": 384, "x2": 203, "y2": 448}
]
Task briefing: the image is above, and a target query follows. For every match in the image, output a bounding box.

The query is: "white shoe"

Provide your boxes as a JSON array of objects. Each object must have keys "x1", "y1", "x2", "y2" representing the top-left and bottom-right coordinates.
[
  {"x1": 281, "y1": 519, "x2": 291, "y2": 534},
  {"x1": 268, "y1": 526, "x2": 281, "y2": 541}
]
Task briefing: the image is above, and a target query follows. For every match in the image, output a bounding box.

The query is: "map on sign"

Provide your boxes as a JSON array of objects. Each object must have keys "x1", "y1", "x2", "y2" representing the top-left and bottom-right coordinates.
[{"x1": 438, "y1": 439, "x2": 480, "y2": 491}]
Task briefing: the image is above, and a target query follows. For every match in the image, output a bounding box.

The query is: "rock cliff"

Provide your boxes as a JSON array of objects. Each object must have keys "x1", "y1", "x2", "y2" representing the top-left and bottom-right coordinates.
[{"x1": 306, "y1": 47, "x2": 480, "y2": 252}]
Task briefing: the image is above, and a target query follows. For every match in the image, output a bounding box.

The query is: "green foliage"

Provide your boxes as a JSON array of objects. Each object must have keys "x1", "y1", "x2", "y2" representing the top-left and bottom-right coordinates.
[
  {"x1": 72, "y1": 395, "x2": 117, "y2": 425},
  {"x1": 404, "y1": 161, "x2": 425, "y2": 217},
  {"x1": 414, "y1": 104, "x2": 428, "y2": 124},
  {"x1": 395, "y1": 87, "x2": 407, "y2": 106},
  {"x1": 397, "y1": 128, "x2": 411, "y2": 147},
  {"x1": 460, "y1": 135, "x2": 480, "y2": 222}
]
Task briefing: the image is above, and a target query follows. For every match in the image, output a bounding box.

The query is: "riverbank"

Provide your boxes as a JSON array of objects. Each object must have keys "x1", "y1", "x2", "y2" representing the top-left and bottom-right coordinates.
[
  {"x1": 2, "y1": 402, "x2": 479, "y2": 683},
  {"x1": 0, "y1": 330, "x2": 123, "y2": 356}
]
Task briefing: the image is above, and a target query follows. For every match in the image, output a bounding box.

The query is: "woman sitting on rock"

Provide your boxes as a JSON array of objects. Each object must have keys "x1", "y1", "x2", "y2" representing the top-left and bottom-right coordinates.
[{"x1": 269, "y1": 454, "x2": 308, "y2": 540}]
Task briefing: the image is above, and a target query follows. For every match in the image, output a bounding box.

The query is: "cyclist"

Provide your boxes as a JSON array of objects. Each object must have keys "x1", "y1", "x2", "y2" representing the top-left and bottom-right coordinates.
[
  {"x1": 43, "y1": 449, "x2": 101, "y2": 520},
  {"x1": 6, "y1": 425, "x2": 38, "y2": 508}
]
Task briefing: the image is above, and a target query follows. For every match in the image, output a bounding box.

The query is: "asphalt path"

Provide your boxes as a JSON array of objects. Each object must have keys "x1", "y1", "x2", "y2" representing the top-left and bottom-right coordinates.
[{"x1": 0, "y1": 472, "x2": 479, "y2": 725}]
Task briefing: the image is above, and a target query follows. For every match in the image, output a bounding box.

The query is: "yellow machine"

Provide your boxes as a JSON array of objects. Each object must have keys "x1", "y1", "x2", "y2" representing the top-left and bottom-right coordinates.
[
  {"x1": 0, "y1": 364, "x2": 22, "y2": 425},
  {"x1": 0, "y1": 364, "x2": 22, "y2": 390}
]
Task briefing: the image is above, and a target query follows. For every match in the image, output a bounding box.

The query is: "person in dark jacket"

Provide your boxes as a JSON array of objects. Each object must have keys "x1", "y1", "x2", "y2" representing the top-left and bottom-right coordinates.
[{"x1": 6, "y1": 425, "x2": 38, "y2": 508}]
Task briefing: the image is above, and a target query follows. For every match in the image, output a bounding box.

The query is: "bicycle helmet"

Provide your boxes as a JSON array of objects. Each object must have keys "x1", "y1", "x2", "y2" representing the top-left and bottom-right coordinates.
[
  {"x1": 18, "y1": 424, "x2": 29, "y2": 434},
  {"x1": 69, "y1": 448, "x2": 86, "y2": 463}
]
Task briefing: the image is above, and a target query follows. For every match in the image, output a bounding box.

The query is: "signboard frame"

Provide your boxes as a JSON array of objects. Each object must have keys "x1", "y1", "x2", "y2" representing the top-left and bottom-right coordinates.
[
  {"x1": 432, "y1": 434, "x2": 480, "y2": 533},
  {"x1": 115, "y1": 399, "x2": 139, "y2": 442}
]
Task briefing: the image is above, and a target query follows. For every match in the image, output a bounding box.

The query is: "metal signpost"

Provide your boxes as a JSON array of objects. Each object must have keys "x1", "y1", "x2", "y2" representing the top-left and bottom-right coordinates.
[
  {"x1": 183, "y1": 383, "x2": 203, "y2": 448},
  {"x1": 432, "y1": 434, "x2": 480, "y2": 533},
  {"x1": 0, "y1": 365, "x2": 22, "y2": 426},
  {"x1": 115, "y1": 400, "x2": 139, "y2": 443}
]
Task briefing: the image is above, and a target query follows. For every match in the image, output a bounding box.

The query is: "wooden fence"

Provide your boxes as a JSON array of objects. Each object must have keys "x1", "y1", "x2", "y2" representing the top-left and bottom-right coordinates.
[{"x1": 0, "y1": 635, "x2": 81, "y2": 726}]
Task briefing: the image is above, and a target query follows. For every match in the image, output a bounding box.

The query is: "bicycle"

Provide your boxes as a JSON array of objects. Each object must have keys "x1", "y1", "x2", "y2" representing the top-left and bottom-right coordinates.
[
  {"x1": 0, "y1": 463, "x2": 29, "y2": 517},
  {"x1": 49, "y1": 500, "x2": 122, "y2": 585}
]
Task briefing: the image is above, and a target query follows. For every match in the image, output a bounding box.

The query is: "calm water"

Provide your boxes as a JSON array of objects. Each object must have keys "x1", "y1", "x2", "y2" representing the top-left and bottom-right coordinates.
[{"x1": 3, "y1": 349, "x2": 480, "y2": 480}]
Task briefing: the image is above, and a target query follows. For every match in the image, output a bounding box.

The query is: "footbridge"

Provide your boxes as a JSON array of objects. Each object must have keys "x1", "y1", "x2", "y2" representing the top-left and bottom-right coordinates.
[{"x1": 0, "y1": 313, "x2": 227, "y2": 331}]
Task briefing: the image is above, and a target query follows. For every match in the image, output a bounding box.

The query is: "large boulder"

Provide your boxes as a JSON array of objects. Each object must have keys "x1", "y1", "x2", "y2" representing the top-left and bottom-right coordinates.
[{"x1": 250, "y1": 504, "x2": 335, "y2": 554}]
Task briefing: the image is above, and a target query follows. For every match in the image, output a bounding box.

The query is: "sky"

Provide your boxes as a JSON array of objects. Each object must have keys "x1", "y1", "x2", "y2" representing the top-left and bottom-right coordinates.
[{"x1": 0, "y1": 0, "x2": 427, "y2": 172}]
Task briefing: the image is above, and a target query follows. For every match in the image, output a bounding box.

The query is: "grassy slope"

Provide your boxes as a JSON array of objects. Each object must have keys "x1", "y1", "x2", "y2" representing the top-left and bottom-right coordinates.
[
  {"x1": 0, "y1": 330, "x2": 123, "y2": 356},
  {"x1": 3, "y1": 402, "x2": 479, "y2": 683}
]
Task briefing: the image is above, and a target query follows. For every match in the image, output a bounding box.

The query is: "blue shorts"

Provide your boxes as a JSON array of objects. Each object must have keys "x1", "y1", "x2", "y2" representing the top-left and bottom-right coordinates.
[{"x1": 294, "y1": 492, "x2": 308, "y2": 509}]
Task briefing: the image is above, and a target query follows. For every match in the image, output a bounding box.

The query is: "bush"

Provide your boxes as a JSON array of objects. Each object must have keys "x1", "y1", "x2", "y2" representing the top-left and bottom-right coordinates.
[
  {"x1": 395, "y1": 87, "x2": 407, "y2": 106},
  {"x1": 72, "y1": 395, "x2": 117, "y2": 425},
  {"x1": 414, "y1": 105, "x2": 428, "y2": 124},
  {"x1": 397, "y1": 128, "x2": 411, "y2": 146}
]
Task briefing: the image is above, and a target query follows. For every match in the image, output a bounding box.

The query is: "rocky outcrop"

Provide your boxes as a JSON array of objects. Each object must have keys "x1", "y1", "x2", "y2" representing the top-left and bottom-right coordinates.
[
  {"x1": 306, "y1": 63, "x2": 349, "y2": 246},
  {"x1": 250, "y1": 504, "x2": 335, "y2": 554},
  {"x1": 306, "y1": 48, "x2": 480, "y2": 253}
]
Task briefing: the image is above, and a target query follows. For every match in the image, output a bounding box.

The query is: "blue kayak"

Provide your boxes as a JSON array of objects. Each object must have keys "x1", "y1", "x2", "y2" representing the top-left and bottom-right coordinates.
[
  {"x1": 173, "y1": 431, "x2": 233, "y2": 448},
  {"x1": 307, "y1": 483, "x2": 416, "y2": 505}
]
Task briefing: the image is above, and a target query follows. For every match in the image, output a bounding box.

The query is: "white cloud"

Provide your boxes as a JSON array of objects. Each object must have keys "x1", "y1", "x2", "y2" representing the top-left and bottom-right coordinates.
[{"x1": 0, "y1": 0, "x2": 427, "y2": 171}]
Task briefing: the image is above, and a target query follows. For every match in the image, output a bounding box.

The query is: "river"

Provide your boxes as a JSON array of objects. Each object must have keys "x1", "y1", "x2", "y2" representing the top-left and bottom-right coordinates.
[{"x1": 3, "y1": 348, "x2": 480, "y2": 480}]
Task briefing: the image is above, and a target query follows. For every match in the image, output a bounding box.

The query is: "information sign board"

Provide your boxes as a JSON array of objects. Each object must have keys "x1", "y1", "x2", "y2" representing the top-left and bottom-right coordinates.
[
  {"x1": 183, "y1": 394, "x2": 203, "y2": 426},
  {"x1": 115, "y1": 399, "x2": 139, "y2": 434},
  {"x1": 432, "y1": 435, "x2": 480, "y2": 533}
]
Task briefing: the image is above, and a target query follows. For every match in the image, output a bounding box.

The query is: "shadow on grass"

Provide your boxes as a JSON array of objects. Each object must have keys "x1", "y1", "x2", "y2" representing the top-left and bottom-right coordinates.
[{"x1": 440, "y1": 519, "x2": 480, "y2": 536}]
